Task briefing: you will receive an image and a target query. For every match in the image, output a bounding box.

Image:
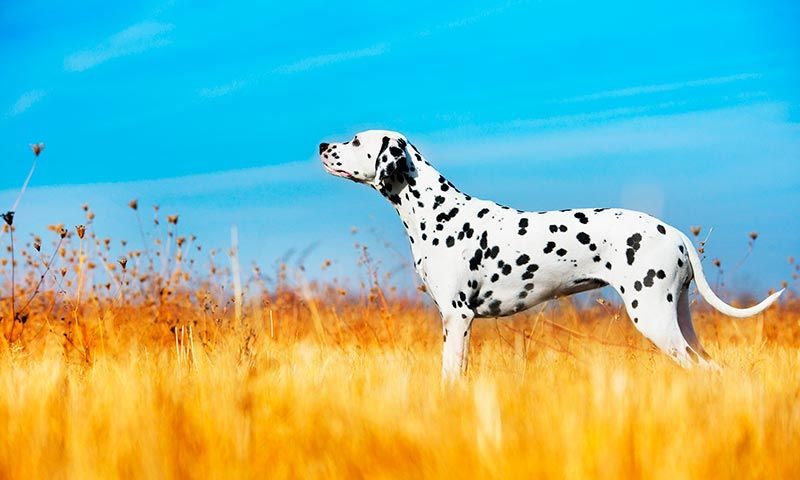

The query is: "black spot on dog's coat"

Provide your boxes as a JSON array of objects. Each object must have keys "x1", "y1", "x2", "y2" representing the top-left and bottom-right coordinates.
[
  {"x1": 468, "y1": 249, "x2": 483, "y2": 271},
  {"x1": 644, "y1": 270, "x2": 656, "y2": 288},
  {"x1": 626, "y1": 233, "x2": 643, "y2": 265}
]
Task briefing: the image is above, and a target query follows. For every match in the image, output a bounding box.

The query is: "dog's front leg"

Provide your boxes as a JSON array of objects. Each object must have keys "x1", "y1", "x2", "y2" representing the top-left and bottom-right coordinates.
[{"x1": 441, "y1": 309, "x2": 474, "y2": 383}]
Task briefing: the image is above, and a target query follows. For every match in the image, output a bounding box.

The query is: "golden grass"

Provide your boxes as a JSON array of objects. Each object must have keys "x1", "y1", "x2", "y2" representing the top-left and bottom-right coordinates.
[
  {"x1": 1, "y1": 295, "x2": 799, "y2": 479},
  {"x1": 0, "y1": 205, "x2": 798, "y2": 479}
]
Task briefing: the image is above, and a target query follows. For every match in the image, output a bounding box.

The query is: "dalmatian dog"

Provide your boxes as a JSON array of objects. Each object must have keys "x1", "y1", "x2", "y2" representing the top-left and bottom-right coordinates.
[{"x1": 319, "y1": 130, "x2": 784, "y2": 380}]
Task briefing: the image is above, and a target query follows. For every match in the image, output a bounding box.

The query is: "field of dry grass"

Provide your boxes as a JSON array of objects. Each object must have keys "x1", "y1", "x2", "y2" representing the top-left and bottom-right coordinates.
[{"x1": 1, "y1": 194, "x2": 799, "y2": 478}]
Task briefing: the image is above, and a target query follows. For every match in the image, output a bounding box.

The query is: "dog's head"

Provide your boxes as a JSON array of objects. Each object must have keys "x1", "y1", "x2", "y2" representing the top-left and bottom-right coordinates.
[{"x1": 319, "y1": 130, "x2": 410, "y2": 187}]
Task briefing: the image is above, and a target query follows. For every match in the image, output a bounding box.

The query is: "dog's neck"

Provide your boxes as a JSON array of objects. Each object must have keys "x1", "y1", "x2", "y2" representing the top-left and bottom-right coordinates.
[{"x1": 373, "y1": 145, "x2": 470, "y2": 248}]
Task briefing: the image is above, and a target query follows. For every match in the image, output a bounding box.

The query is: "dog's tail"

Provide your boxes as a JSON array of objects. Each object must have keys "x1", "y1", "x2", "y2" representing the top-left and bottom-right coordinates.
[{"x1": 678, "y1": 230, "x2": 783, "y2": 318}]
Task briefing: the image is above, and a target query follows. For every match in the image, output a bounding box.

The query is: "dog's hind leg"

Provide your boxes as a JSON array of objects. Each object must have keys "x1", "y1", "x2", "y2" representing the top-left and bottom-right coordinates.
[
  {"x1": 677, "y1": 287, "x2": 720, "y2": 370},
  {"x1": 617, "y1": 286, "x2": 705, "y2": 368}
]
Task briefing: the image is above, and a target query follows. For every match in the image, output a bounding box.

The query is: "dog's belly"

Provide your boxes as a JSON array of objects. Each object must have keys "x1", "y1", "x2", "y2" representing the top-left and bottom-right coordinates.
[{"x1": 472, "y1": 263, "x2": 608, "y2": 317}]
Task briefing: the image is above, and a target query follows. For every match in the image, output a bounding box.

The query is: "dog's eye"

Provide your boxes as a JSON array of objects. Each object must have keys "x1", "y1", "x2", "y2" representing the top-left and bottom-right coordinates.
[{"x1": 352, "y1": 138, "x2": 361, "y2": 147}]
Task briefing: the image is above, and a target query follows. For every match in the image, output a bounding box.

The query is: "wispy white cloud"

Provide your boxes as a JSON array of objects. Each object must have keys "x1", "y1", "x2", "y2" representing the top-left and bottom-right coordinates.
[
  {"x1": 197, "y1": 4, "x2": 519, "y2": 99},
  {"x1": 559, "y1": 73, "x2": 761, "y2": 103},
  {"x1": 198, "y1": 43, "x2": 388, "y2": 98},
  {"x1": 64, "y1": 21, "x2": 174, "y2": 72},
  {"x1": 417, "y1": 1, "x2": 521, "y2": 37},
  {"x1": 272, "y1": 43, "x2": 388, "y2": 75},
  {"x1": 197, "y1": 80, "x2": 248, "y2": 98},
  {"x1": 8, "y1": 89, "x2": 46, "y2": 116},
  {"x1": 198, "y1": 2, "x2": 522, "y2": 98},
  {"x1": 491, "y1": 101, "x2": 685, "y2": 131}
]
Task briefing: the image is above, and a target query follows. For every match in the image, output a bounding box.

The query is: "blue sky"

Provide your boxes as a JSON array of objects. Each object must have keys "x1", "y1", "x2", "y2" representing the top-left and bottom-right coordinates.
[{"x1": 1, "y1": 0, "x2": 799, "y2": 292}]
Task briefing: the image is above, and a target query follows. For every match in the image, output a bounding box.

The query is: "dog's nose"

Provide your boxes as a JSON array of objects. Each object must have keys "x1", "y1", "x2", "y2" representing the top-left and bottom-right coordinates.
[{"x1": 319, "y1": 143, "x2": 329, "y2": 154}]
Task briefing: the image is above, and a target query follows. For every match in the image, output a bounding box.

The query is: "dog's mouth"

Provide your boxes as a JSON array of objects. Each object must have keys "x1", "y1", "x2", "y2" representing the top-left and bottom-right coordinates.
[{"x1": 322, "y1": 162, "x2": 355, "y2": 180}]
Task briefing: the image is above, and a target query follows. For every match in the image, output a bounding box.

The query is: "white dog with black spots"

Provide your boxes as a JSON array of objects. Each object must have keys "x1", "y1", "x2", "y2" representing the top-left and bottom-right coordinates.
[{"x1": 319, "y1": 130, "x2": 784, "y2": 381}]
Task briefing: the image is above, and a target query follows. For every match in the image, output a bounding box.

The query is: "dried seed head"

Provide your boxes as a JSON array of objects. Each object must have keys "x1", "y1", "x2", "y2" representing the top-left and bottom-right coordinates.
[
  {"x1": 75, "y1": 225, "x2": 86, "y2": 239},
  {"x1": 82, "y1": 204, "x2": 89, "y2": 212},
  {"x1": 712, "y1": 258, "x2": 721, "y2": 268},
  {"x1": 690, "y1": 226, "x2": 702, "y2": 237},
  {"x1": 167, "y1": 214, "x2": 179, "y2": 225},
  {"x1": 129, "y1": 199, "x2": 138, "y2": 210},
  {"x1": 30, "y1": 143, "x2": 44, "y2": 157},
  {"x1": 749, "y1": 231, "x2": 759, "y2": 241},
  {"x1": 33, "y1": 239, "x2": 41, "y2": 251},
  {"x1": 2, "y1": 211, "x2": 14, "y2": 226},
  {"x1": 176, "y1": 236, "x2": 186, "y2": 247},
  {"x1": 58, "y1": 226, "x2": 68, "y2": 238},
  {"x1": 60, "y1": 267, "x2": 67, "y2": 277}
]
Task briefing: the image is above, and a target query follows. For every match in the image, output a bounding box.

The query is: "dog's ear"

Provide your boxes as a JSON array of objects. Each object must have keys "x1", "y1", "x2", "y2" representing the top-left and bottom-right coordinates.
[{"x1": 371, "y1": 135, "x2": 408, "y2": 186}]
